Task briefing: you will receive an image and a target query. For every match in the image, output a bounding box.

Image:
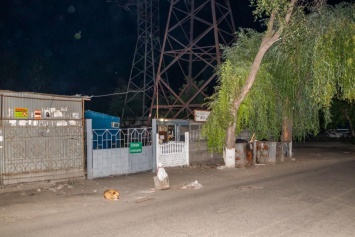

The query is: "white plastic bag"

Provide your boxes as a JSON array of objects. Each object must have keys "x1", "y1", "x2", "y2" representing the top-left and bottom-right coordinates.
[
  {"x1": 181, "y1": 180, "x2": 203, "y2": 189},
  {"x1": 157, "y1": 163, "x2": 168, "y2": 181}
]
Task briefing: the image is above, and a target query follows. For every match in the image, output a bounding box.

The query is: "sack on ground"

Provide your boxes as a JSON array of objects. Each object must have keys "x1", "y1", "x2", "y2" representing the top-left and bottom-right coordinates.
[{"x1": 157, "y1": 166, "x2": 168, "y2": 181}]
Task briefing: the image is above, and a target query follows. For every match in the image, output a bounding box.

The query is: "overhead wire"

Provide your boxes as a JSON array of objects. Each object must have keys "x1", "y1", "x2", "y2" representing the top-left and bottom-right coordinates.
[{"x1": 89, "y1": 85, "x2": 154, "y2": 98}]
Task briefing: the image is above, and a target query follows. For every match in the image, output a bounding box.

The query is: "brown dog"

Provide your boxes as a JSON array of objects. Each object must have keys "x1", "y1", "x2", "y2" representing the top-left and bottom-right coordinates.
[{"x1": 103, "y1": 189, "x2": 120, "y2": 200}]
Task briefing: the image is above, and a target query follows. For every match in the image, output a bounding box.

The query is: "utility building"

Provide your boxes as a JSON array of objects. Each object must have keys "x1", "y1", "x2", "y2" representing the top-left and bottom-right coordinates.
[{"x1": 0, "y1": 91, "x2": 89, "y2": 185}]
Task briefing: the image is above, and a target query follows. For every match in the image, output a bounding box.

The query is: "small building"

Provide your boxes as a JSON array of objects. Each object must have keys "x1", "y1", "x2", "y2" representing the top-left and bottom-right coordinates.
[
  {"x1": 84, "y1": 110, "x2": 120, "y2": 130},
  {"x1": 84, "y1": 110, "x2": 120, "y2": 149},
  {"x1": 0, "y1": 90, "x2": 90, "y2": 186}
]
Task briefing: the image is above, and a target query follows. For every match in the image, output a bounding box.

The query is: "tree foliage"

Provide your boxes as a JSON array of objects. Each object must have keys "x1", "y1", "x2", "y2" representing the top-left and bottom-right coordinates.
[
  {"x1": 330, "y1": 99, "x2": 355, "y2": 136},
  {"x1": 203, "y1": 29, "x2": 281, "y2": 152},
  {"x1": 203, "y1": 2, "x2": 355, "y2": 153},
  {"x1": 311, "y1": 3, "x2": 355, "y2": 104}
]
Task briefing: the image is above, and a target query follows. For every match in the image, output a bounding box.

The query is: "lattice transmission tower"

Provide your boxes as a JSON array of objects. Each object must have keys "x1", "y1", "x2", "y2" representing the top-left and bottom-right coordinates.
[
  {"x1": 119, "y1": 0, "x2": 163, "y2": 126},
  {"x1": 149, "y1": 0, "x2": 236, "y2": 121}
]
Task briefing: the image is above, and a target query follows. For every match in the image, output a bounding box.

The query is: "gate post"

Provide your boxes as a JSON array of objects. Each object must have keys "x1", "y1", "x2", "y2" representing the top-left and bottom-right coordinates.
[
  {"x1": 152, "y1": 119, "x2": 157, "y2": 172},
  {"x1": 0, "y1": 128, "x2": 3, "y2": 186},
  {"x1": 185, "y1": 132, "x2": 189, "y2": 166},
  {"x1": 155, "y1": 133, "x2": 159, "y2": 171},
  {"x1": 288, "y1": 141, "x2": 293, "y2": 158},
  {"x1": 268, "y1": 142, "x2": 277, "y2": 164},
  {"x1": 85, "y1": 119, "x2": 94, "y2": 179}
]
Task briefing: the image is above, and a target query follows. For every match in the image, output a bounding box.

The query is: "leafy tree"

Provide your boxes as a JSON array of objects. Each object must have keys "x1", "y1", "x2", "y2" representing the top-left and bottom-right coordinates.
[
  {"x1": 330, "y1": 99, "x2": 355, "y2": 137},
  {"x1": 175, "y1": 76, "x2": 207, "y2": 106},
  {"x1": 203, "y1": 0, "x2": 298, "y2": 167},
  {"x1": 166, "y1": 76, "x2": 209, "y2": 119},
  {"x1": 203, "y1": 1, "x2": 355, "y2": 167},
  {"x1": 273, "y1": 2, "x2": 355, "y2": 138},
  {"x1": 109, "y1": 77, "x2": 150, "y2": 127}
]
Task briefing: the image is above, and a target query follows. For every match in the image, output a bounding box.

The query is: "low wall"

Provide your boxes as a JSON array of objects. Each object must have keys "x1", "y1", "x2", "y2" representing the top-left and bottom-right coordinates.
[
  {"x1": 189, "y1": 141, "x2": 223, "y2": 165},
  {"x1": 236, "y1": 141, "x2": 292, "y2": 166},
  {"x1": 188, "y1": 140, "x2": 292, "y2": 166}
]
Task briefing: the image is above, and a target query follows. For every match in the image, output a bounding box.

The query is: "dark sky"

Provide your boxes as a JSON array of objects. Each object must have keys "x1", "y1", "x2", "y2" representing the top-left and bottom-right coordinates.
[
  {"x1": 0, "y1": 0, "x2": 348, "y2": 112},
  {"x1": 0, "y1": 0, "x2": 138, "y2": 96}
]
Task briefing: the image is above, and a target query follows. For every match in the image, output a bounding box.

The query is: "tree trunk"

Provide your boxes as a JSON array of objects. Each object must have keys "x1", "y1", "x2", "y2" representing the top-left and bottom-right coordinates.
[
  {"x1": 224, "y1": 121, "x2": 237, "y2": 167},
  {"x1": 223, "y1": 0, "x2": 297, "y2": 167},
  {"x1": 281, "y1": 115, "x2": 293, "y2": 158},
  {"x1": 281, "y1": 116, "x2": 292, "y2": 142},
  {"x1": 224, "y1": 36, "x2": 280, "y2": 167},
  {"x1": 345, "y1": 109, "x2": 355, "y2": 137}
]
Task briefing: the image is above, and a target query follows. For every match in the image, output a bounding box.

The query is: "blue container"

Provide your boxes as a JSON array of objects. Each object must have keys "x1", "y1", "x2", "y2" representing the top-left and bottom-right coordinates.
[
  {"x1": 85, "y1": 110, "x2": 120, "y2": 149},
  {"x1": 84, "y1": 110, "x2": 120, "y2": 129}
]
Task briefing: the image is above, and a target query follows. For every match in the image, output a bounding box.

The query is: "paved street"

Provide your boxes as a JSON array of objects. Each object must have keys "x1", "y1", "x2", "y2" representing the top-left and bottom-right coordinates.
[{"x1": 1, "y1": 142, "x2": 355, "y2": 237}]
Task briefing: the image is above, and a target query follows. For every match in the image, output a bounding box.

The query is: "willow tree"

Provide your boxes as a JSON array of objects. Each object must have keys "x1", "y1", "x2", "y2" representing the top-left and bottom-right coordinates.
[
  {"x1": 203, "y1": 0, "x2": 298, "y2": 167},
  {"x1": 311, "y1": 3, "x2": 355, "y2": 103},
  {"x1": 270, "y1": 2, "x2": 355, "y2": 138},
  {"x1": 203, "y1": 1, "x2": 355, "y2": 167},
  {"x1": 203, "y1": 29, "x2": 281, "y2": 153},
  {"x1": 330, "y1": 100, "x2": 355, "y2": 137}
]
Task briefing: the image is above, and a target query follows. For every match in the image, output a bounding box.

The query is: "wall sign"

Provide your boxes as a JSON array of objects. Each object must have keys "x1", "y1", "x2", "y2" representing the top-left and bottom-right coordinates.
[
  {"x1": 34, "y1": 110, "x2": 42, "y2": 119},
  {"x1": 14, "y1": 107, "x2": 28, "y2": 119},
  {"x1": 194, "y1": 110, "x2": 210, "y2": 122},
  {"x1": 129, "y1": 142, "x2": 142, "y2": 154}
]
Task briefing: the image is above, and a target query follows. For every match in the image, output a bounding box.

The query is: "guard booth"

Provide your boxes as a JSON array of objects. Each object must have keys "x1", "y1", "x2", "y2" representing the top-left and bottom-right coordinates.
[
  {"x1": 152, "y1": 118, "x2": 215, "y2": 168},
  {"x1": 0, "y1": 90, "x2": 89, "y2": 186},
  {"x1": 155, "y1": 119, "x2": 190, "y2": 143}
]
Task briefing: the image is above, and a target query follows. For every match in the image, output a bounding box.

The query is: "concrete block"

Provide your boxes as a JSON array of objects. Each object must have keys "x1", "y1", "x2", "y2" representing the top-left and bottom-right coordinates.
[{"x1": 153, "y1": 176, "x2": 170, "y2": 190}]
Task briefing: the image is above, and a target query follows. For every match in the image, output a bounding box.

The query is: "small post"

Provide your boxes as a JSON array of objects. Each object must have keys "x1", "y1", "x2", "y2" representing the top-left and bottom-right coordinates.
[
  {"x1": 85, "y1": 119, "x2": 93, "y2": 179},
  {"x1": 185, "y1": 132, "x2": 189, "y2": 166},
  {"x1": 155, "y1": 133, "x2": 159, "y2": 172}
]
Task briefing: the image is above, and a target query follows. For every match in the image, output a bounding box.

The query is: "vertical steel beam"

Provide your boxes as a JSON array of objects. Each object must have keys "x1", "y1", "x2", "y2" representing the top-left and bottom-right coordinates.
[
  {"x1": 122, "y1": 0, "x2": 161, "y2": 126},
  {"x1": 149, "y1": 0, "x2": 236, "y2": 121}
]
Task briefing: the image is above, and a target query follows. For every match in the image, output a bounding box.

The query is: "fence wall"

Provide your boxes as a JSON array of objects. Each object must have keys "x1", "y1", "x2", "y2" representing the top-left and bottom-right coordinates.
[
  {"x1": 156, "y1": 132, "x2": 189, "y2": 167},
  {"x1": 86, "y1": 120, "x2": 153, "y2": 179},
  {"x1": 0, "y1": 92, "x2": 86, "y2": 186},
  {"x1": 189, "y1": 128, "x2": 222, "y2": 163}
]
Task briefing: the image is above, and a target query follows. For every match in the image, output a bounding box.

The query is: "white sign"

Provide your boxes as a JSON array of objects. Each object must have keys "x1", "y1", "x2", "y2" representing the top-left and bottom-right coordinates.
[{"x1": 194, "y1": 110, "x2": 210, "y2": 122}]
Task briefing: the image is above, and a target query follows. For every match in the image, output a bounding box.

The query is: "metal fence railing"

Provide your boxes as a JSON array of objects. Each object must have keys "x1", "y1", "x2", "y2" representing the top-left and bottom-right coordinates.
[{"x1": 92, "y1": 128, "x2": 151, "y2": 149}]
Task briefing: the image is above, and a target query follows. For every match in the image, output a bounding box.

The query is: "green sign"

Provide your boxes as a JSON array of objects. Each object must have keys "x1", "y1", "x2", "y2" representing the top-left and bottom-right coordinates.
[
  {"x1": 14, "y1": 107, "x2": 28, "y2": 118},
  {"x1": 129, "y1": 142, "x2": 142, "y2": 154}
]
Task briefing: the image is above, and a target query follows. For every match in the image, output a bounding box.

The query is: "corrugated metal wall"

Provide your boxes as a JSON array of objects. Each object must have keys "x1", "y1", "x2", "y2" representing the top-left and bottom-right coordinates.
[{"x1": 0, "y1": 91, "x2": 87, "y2": 185}]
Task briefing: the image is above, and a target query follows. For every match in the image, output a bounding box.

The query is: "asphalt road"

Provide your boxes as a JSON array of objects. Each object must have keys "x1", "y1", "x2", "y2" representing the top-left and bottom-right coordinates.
[{"x1": 1, "y1": 142, "x2": 355, "y2": 237}]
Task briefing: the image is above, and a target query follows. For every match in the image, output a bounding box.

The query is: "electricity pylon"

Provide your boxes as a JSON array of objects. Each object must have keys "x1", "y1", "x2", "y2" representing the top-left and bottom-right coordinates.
[
  {"x1": 149, "y1": 0, "x2": 236, "y2": 121},
  {"x1": 121, "y1": 0, "x2": 162, "y2": 126}
]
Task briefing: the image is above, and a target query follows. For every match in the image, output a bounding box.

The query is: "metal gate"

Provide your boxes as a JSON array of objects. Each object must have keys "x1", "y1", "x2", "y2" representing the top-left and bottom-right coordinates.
[
  {"x1": 1, "y1": 120, "x2": 85, "y2": 185},
  {"x1": 156, "y1": 132, "x2": 189, "y2": 167},
  {"x1": 86, "y1": 120, "x2": 153, "y2": 179},
  {"x1": 0, "y1": 91, "x2": 88, "y2": 186}
]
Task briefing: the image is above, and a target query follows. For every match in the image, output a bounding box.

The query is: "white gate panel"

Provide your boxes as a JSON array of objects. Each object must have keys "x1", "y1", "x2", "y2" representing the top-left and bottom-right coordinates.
[{"x1": 156, "y1": 132, "x2": 189, "y2": 167}]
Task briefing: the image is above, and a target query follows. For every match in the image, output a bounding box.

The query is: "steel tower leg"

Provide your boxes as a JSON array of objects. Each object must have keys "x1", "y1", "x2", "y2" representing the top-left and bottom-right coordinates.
[
  {"x1": 149, "y1": 0, "x2": 236, "y2": 121},
  {"x1": 122, "y1": 0, "x2": 161, "y2": 126}
]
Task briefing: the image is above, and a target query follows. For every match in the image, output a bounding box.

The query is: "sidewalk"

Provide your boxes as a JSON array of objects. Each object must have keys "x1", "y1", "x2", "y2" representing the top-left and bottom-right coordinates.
[
  {"x1": 1, "y1": 141, "x2": 354, "y2": 202},
  {"x1": 0, "y1": 164, "x2": 224, "y2": 196},
  {"x1": 0, "y1": 158, "x2": 305, "y2": 205}
]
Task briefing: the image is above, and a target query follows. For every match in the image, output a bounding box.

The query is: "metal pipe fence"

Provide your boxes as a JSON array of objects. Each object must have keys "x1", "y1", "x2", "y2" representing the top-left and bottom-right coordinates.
[{"x1": 92, "y1": 128, "x2": 151, "y2": 149}]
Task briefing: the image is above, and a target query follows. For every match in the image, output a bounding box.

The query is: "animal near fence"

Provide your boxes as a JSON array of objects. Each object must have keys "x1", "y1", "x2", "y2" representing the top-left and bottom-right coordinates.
[{"x1": 156, "y1": 132, "x2": 189, "y2": 167}]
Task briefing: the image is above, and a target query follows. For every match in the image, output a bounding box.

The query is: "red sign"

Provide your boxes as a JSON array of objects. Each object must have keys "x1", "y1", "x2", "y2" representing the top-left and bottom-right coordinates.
[{"x1": 34, "y1": 110, "x2": 42, "y2": 119}]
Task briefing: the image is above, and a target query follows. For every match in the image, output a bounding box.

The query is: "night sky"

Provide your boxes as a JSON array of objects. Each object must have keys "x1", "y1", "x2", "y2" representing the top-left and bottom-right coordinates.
[{"x1": 0, "y1": 0, "x2": 348, "y2": 113}]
